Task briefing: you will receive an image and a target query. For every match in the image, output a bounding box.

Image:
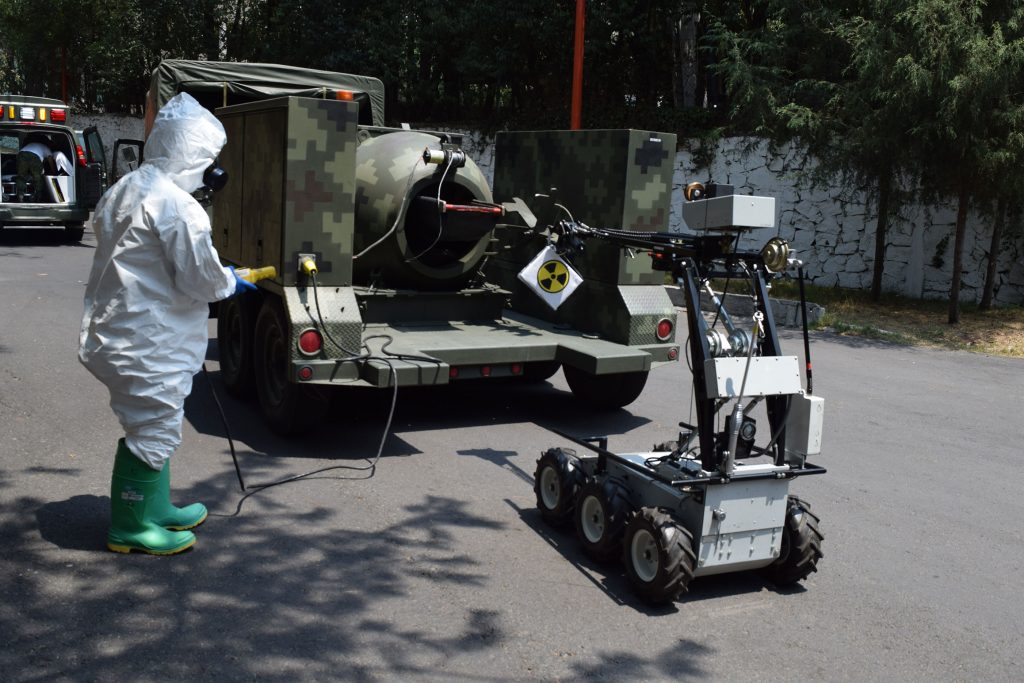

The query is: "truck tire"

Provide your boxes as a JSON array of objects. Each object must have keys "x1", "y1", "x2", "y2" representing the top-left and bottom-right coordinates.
[
  {"x1": 217, "y1": 293, "x2": 258, "y2": 398},
  {"x1": 563, "y1": 365, "x2": 648, "y2": 409},
  {"x1": 254, "y1": 298, "x2": 329, "y2": 435},
  {"x1": 64, "y1": 222, "x2": 85, "y2": 242},
  {"x1": 522, "y1": 361, "x2": 560, "y2": 384},
  {"x1": 760, "y1": 496, "x2": 824, "y2": 586},
  {"x1": 622, "y1": 507, "x2": 697, "y2": 605},
  {"x1": 575, "y1": 478, "x2": 632, "y2": 563},
  {"x1": 533, "y1": 447, "x2": 583, "y2": 527}
]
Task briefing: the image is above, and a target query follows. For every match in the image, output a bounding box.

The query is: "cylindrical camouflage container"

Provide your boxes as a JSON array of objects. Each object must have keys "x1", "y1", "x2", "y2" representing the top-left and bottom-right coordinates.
[{"x1": 353, "y1": 131, "x2": 494, "y2": 289}]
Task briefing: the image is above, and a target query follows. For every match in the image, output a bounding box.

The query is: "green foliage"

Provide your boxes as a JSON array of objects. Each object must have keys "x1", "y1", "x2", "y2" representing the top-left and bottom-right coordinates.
[
  {"x1": 706, "y1": 0, "x2": 1024, "y2": 312},
  {"x1": 0, "y1": 0, "x2": 701, "y2": 131}
]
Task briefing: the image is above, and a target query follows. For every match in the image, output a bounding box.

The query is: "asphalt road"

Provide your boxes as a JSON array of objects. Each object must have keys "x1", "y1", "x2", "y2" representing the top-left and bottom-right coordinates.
[{"x1": 1, "y1": 223, "x2": 1021, "y2": 682}]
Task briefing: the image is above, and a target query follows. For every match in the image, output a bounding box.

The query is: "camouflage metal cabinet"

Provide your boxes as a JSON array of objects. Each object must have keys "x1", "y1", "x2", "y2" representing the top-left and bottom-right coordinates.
[{"x1": 490, "y1": 130, "x2": 679, "y2": 347}]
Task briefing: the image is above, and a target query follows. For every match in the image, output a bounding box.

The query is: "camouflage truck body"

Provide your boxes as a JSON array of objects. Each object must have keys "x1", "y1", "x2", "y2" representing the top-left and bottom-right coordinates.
[{"x1": 152, "y1": 60, "x2": 680, "y2": 433}]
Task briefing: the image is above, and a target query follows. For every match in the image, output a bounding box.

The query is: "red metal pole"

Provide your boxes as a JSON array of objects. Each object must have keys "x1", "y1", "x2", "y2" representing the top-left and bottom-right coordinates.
[
  {"x1": 61, "y1": 47, "x2": 68, "y2": 103},
  {"x1": 570, "y1": 0, "x2": 585, "y2": 129}
]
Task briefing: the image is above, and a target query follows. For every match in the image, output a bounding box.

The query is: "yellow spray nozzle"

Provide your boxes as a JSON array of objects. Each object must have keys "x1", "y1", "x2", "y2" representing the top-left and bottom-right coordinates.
[{"x1": 234, "y1": 266, "x2": 277, "y2": 284}]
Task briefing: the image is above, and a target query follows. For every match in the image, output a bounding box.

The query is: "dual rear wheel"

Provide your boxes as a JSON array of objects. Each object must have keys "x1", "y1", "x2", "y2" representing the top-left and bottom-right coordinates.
[{"x1": 217, "y1": 294, "x2": 328, "y2": 434}]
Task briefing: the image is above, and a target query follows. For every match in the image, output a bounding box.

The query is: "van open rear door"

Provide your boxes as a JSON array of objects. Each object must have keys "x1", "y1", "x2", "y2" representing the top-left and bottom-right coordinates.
[{"x1": 77, "y1": 126, "x2": 105, "y2": 209}]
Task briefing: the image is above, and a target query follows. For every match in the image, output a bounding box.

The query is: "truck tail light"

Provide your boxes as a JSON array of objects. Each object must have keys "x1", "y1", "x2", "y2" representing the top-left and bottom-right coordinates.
[
  {"x1": 75, "y1": 145, "x2": 87, "y2": 167},
  {"x1": 298, "y1": 329, "x2": 323, "y2": 355},
  {"x1": 656, "y1": 318, "x2": 674, "y2": 341},
  {"x1": 50, "y1": 109, "x2": 67, "y2": 123}
]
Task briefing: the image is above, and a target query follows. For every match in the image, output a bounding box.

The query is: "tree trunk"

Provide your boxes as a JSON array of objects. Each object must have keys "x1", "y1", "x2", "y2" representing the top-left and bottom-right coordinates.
[
  {"x1": 948, "y1": 185, "x2": 970, "y2": 324},
  {"x1": 979, "y1": 196, "x2": 1005, "y2": 310},
  {"x1": 870, "y1": 173, "x2": 891, "y2": 302},
  {"x1": 202, "y1": 0, "x2": 221, "y2": 60},
  {"x1": 671, "y1": 14, "x2": 699, "y2": 108}
]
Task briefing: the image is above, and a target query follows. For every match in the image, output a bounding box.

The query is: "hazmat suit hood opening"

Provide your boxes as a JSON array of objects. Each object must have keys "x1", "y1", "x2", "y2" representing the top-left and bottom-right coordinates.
[{"x1": 143, "y1": 92, "x2": 227, "y2": 193}]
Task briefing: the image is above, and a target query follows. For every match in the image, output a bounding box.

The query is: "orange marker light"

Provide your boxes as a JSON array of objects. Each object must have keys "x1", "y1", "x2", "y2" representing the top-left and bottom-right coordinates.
[{"x1": 335, "y1": 90, "x2": 354, "y2": 101}]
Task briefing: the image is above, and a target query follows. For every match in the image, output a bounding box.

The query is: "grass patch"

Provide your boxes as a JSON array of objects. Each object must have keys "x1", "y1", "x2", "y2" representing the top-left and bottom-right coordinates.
[{"x1": 769, "y1": 279, "x2": 1024, "y2": 357}]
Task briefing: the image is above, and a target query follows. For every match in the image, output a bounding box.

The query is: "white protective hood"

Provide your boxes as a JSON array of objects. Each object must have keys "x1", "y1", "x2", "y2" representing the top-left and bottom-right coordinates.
[
  {"x1": 79, "y1": 92, "x2": 236, "y2": 470},
  {"x1": 144, "y1": 92, "x2": 226, "y2": 192}
]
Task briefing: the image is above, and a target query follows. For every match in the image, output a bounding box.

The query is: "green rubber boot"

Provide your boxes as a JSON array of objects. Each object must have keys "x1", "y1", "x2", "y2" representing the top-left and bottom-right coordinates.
[
  {"x1": 149, "y1": 457, "x2": 208, "y2": 531},
  {"x1": 108, "y1": 441, "x2": 195, "y2": 555}
]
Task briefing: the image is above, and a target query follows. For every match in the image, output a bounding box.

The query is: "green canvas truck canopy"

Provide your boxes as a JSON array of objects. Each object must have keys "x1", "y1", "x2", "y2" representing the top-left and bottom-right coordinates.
[{"x1": 149, "y1": 60, "x2": 386, "y2": 127}]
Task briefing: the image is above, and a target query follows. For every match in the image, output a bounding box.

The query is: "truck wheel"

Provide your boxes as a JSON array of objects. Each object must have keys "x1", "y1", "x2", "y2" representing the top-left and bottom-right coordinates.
[
  {"x1": 760, "y1": 496, "x2": 824, "y2": 586},
  {"x1": 575, "y1": 478, "x2": 632, "y2": 563},
  {"x1": 254, "y1": 299, "x2": 329, "y2": 435},
  {"x1": 64, "y1": 222, "x2": 85, "y2": 242},
  {"x1": 563, "y1": 365, "x2": 648, "y2": 409},
  {"x1": 522, "y1": 361, "x2": 560, "y2": 383},
  {"x1": 534, "y1": 448, "x2": 583, "y2": 527},
  {"x1": 217, "y1": 293, "x2": 258, "y2": 398},
  {"x1": 622, "y1": 507, "x2": 697, "y2": 604}
]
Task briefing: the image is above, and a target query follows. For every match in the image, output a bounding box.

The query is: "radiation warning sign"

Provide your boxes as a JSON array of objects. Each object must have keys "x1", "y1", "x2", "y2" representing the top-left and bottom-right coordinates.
[
  {"x1": 537, "y1": 260, "x2": 570, "y2": 293},
  {"x1": 518, "y1": 245, "x2": 583, "y2": 310}
]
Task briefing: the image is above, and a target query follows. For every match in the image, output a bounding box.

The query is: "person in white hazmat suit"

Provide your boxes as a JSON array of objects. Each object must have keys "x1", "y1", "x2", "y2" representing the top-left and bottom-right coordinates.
[{"x1": 79, "y1": 92, "x2": 256, "y2": 555}]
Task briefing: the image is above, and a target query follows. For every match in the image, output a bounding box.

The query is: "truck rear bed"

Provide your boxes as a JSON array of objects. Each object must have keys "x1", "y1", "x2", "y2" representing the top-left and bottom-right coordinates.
[{"x1": 352, "y1": 310, "x2": 676, "y2": 387}]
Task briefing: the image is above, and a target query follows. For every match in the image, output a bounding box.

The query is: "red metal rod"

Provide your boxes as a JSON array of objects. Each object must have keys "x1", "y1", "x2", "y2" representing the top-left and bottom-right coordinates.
[
  {"x1": 443, "y1": 203, "x2": 503, "y2": 214},
  {"x1": 571, "y1": 0, "x2": 586, "y2": 129}
]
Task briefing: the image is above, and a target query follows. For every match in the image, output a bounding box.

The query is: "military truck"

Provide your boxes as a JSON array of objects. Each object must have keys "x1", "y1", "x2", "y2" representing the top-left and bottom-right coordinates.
[
  {"x1": 145, "y1": 60, "x2": 681, "y2": 434},
  {"x1": 0, "y1": 95, "x2": 107, "y2": 241}
]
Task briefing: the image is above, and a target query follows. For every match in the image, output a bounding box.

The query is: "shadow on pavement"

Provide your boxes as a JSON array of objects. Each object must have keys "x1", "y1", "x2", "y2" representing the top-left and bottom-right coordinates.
[
  {"x1": 186, "y1": 351, "x2": 651, "y2": 467},
  {"x1": 35, "y1": 495, "x2": 108, "y2": 552},
  {"x1": 506, "y1": 497, "x2": 804, "y2": 616},
  {"x1": 0, "y1": 226, "x2": 93, "y2": 248}
]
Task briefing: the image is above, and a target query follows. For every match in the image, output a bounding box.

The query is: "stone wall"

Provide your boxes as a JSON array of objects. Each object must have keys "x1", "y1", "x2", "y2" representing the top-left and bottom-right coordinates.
[
  {"x1": 672, "y1": 138, "x2": 1024, "y2": 307},
  {"x1": 88, "y1": 116, "x2": 1023, "y2": 306}
]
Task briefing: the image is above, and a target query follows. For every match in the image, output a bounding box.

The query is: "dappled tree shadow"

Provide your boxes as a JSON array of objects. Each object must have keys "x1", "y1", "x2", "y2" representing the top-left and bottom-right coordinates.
[
  {"x1": 809, "y1": 329, "x2": 914, "y2": 350},
  {"x1": 568, "y1": 638, "x2": 713, "y2": 680},
  {"x1": 3, "y1": 482, "x2": 514, "y2": 682}
]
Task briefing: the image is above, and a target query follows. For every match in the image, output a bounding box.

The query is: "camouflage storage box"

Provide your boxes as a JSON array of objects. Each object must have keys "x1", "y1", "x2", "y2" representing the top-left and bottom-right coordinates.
[
  {"x1": 492, "y1": 129, "x2": 676, "y2": 283},
  {"x1": 489, "y1": 129, "x2": 678, "y2": 344},
  {"x1": 212, "y1": 96, "x2": 360, "y2": 287}
]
